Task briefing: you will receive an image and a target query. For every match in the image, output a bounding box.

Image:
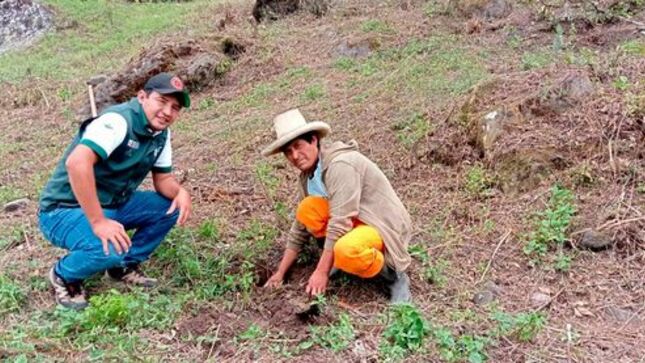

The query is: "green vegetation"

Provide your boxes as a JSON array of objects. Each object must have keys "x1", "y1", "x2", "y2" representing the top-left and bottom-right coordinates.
[
  {"x1": 523, "y1": 185, "x2": 576, "y2": 263},
  {"x1": 307, "y1": 313, "x2": 355, "y2": 352},
  {"x1": 361, "y1": 19, "x2": 394, "y2": 34},
  {"x1": 392, "y1": 112, "x2": 431, "y2": 149},
  {"x1": 0, "y1": 275, "x2": 26, "y2": 315},
  {"x1": 433, "y1": 328, "x2": 489, "y2": 363},
  {"x1": 0, "y1": 0, "x2": 215, "y2": 82},
  {"x1": 491, "y1": 310, "x2": 547, "y2": 342},
  {"x1": 380, "y1": 303, "x2": 431, "y2": 360},
  {"x1": 409, "y1": 245, "x2": 448, "y2": 287},
  {"x1": 464, "y1": 164, "x2": 495, "y2": 198},
  {"x1": 521, "y1": 50, "x2": 555, "y2": 70}
]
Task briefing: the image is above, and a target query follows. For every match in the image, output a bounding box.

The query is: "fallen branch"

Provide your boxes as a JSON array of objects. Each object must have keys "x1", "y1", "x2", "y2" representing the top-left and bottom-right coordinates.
[{"x1": 477, "y1": 230, "x2": 512, "y2": 283}]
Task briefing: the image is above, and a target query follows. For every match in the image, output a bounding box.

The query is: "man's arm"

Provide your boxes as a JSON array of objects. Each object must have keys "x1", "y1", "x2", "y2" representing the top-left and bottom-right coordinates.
[
  {"x1": 152, "y1": 172, "x2": 191, "y2": 225},
  {"x1": 66, "y1": 144, "x2": 131, "y2": 255},
  {"x1": 264, "y1": 247, "x2": 298, "y2": 287}
]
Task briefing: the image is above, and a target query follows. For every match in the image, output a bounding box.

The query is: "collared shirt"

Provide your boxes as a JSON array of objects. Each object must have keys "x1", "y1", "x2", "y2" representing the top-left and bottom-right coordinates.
[{"x1": 307, "y1": 158, "x2": 328, "y2": 197}]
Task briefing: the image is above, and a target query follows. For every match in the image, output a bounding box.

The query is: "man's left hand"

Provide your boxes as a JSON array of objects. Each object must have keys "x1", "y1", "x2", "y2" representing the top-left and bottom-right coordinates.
[
  {"x1": 167, "y1": 187, "x2": 192, "y2": 225},
  {"x1": 306, "y1": 269, "x2": 329, "y2": 296}
]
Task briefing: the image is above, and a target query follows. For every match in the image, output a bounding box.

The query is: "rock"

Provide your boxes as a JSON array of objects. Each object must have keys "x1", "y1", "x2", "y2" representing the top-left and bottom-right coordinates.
[
  {"x1": 579, "y1": 229, "x2": 613, "y2": 250},
  {"x1": 79, "y1": 40, "x2": 232, "y2": 118},
  {"x1": 605, "y1": 306, "x2": 638, "y2": 323},
  {"x1": 253, "y1": 0, "x2": 329, "y2": 22},
  {"x1": 3, "y1": 198, "x2": 29, "y2": 213},
  {"x1": 475, "y1": 109, "x2": 510, "y2": 157},
  {"x1": 530, "y1": 292, "x2": 551, "y2": 307},
  {"x1": 473, "y1": 281, "x2": 502, "y2": 306},
  {"x1": 0, "y1": 0, "x2": 54, "y2": 54},
  {"x1": 334, "y1": 38, "x2": 375, "y2": 59},
  {"x1": 473, "y1": 290, "x2": 495, "y2": 306},
  {"x1": 482, "y1": 0, "x2": 512, "y2": 19},
  {"x1": 522, "y1": 72, "x2": 594, "y2": 117}
]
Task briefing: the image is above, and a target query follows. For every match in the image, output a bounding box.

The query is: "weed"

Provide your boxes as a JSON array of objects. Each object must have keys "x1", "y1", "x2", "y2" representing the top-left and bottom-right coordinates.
[
  {"x1": 554, "y1": 252, "x2": 572, "y2": 272},
  {"x1": 197, "y1": 96, "x2": 216, "y2": 111},
  {"x1": 521, "y1": 51, "x2": 554, "y2": 70},
  {"x1": 523, "y1": 185, "x2": 576, "y2": 261},
  {"x1": 0, "y1": 185, "x2": 24, "y2": 205},
  {"x1": 0, "y1": 274, "x2": 26, "y2": 315},
  {"x1": 625, "y1": 91, "x2": 645, "y2": 119},
  {"x1": 254, "y1": 161, "x2": 280, "y2": 198},
  {"x1": 308, "y1": 313, "x2": 355, "y2": 352},
  {"x1": 301, "y1": 83, "x2": 326, "y2": 102},
  {"x1": 361, "y1": 19, "x2": 394, "y2": 34},
  {"x1": 464, "y1": 164, "x2": 494, "y2": 198},
  {"x1": 381, "y1": 303, "x2": 430, "y2": 355},
  {"x1": 237, "y1": 323, "x2": 266, "y2": 342},
  {"x1": 391, "y1": 112, "x2": 431, "y2": 149},
  {"x1": 613, "y1": 75, "x2": 631, "y2": 91},
  {"x1": 492, "y1": 310, "x2": 547, "y2": 342},
  {"x1": 433, "y1": 327, "x2": 489, "y2": 363},
  {"x1": 334, "y1": 57, "x2": 357, "y2": 71},
  {"x1": 198, "y1": 219, "x2": 220, "y2": 240},
  {"x1": 408, "y1": 245, "x2": 448, "y2": 286},
  {"x1": 620, "y1": 39, "x2": 645, "y2": 56}
]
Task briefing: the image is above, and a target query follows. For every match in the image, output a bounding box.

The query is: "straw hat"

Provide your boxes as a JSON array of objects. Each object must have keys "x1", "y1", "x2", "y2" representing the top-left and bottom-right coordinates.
[{"x1": 261, "y1": 109, "x2": 330, "y2": 156}]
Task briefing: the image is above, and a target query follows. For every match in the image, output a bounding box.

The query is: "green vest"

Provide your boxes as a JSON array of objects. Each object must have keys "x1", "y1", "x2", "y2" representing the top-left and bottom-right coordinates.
[{"x1": 39, "y1": 98, "x2": 169, "y2": 212}]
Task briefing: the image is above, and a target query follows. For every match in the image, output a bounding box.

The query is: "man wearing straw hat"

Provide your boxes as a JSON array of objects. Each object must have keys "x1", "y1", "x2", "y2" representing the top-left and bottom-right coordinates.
[{"x1": 261, "y1": 109, "x2": 412, "y2": 303}]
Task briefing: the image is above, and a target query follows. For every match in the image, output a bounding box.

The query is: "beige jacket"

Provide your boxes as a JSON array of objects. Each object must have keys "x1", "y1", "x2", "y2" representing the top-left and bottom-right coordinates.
[{"x1": 286, "y1": 140, "x2": 412, "y2": 271}]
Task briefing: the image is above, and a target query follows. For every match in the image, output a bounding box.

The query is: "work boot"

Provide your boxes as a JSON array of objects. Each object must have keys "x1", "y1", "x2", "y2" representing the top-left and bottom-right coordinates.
[
  {"x1": 48, "y1": 267, "x2": 88, "y2": 310},
  {"x1": 379, "y1": 265, "x2": 412, "y2": 304},
  {"x1": 107, "y1": 265, "x2": 157, "y2": 288}
]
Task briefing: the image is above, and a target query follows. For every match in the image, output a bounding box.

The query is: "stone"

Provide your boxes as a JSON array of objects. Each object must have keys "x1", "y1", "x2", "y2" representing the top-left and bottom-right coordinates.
[
  {"x1": 523, "y1": 72, "x2": 595, "y2": 116},
  {"x1": 473, "y1": 290, "x2": 495, "y2": 306},
  {"x1": 530, "y1": 292, "x2": 551, "y2": 307},
  {"x1": 3, "y1": 198, "x2": 29, "y2": 213},
  {"x1": 0, "y1": 0, "x2": 54, "y2": 54},
  {"x1": 473, "y1": 281, "x2": 502, "y2": 306},
  {"x1": 334, "y1": 39, "x2": 373, "y2": 59},
  {"x1": 482, "y1": 0, "x2": 512, "y2": 19},
  {"x1": 579, "y1": 229, "x2": 612, "y2": 250},
  {"x1": 253, "y1": 0, "x2": 329, "y2": 22},
  {"x1": 605, "y1": 306, "x2": 638, "y2": 323}
]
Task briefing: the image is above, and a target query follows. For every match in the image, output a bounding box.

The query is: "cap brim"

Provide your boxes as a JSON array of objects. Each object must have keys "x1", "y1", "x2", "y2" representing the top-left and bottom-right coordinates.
[
  {"x1": 261, "y1": 122, "x2": 330, "y2": 157},
  {"x1": 156, "y1": 88, "x2": 191, "y2": 108}
]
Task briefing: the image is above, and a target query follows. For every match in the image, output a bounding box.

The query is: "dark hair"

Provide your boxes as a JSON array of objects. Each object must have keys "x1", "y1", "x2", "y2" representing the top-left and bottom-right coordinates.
[{"x1": 280, "y1": 131, "x2": 320, "y2": 152}]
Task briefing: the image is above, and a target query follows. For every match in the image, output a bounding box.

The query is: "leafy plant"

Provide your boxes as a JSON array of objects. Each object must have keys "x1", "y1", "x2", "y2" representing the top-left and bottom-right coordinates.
[
  {"x1": 433, "y1": 327, "x2": 489, "y2": 363},
  {"x1": 0, "y1": 275, "x2": 26, "y2": 315},
  {"x1": 491, "y1": 310, "x2": 547, "y2": 342},
  {"x1": 464, "y1": 164, "x2": 494, "y2": 198},
  {"x1": 523, "y1": 185, "x2": 576, "y2": 260},
  {"x1": 308, "y1": 313, "x2": 355, "y2": 352},
  {"x1": 613, "y1": 75, "x2": 631, "y2": 90},
  {"x1": 381, "y1": 303, "x2": 430, "y2": 354},
  {"x1": 301, "y1": 83, "x2": 326, "y2": 102},
  {"x1": 237, "y1": 324, "x2": 266, "y2": 342},
  {"x1": 391, "y1": 112, "x2": 431, "y2": 149}
]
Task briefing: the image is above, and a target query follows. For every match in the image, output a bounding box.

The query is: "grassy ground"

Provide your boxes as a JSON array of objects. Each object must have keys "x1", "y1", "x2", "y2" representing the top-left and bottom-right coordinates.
[{"x1": 1, "y1": 0, "x2": 644, "y2": 361}]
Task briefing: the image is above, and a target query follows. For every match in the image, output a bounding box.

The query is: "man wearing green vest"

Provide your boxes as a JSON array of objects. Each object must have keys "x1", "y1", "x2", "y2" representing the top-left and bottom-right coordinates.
[{"x1": 39, "y1": 73, "x2": 192, "y2": 310}]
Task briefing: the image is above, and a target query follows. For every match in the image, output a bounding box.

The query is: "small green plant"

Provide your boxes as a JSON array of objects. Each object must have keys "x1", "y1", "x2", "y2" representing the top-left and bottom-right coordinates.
[
  {"x1": 197, "y1": 96, "x2": 216, "y2": 110},
  {"x1": 620, "y1": 39, "x2": 645, "y2": 56},
  {"x1": 380, "y1": 303, "x2": 430, "y2": 355},
  {"x1": 0, "y1": 275, "x2": 26, "y2": 315},
  {"x1": 464, "y1": 164, "x2": 494, "y2": 198},
  {"x1": 613, "y1": 75, "x2": 631, "y2": 90},
  {"x1": 521, "y1": 51, "x2": 553, "y2": 70},
  {"x1": 198, "y1": 219, "x2": 220, "y2": 240},
  {"x1": 391, "y1": 112, "x2": 431, "y2": 148},
  {"x1": 254, "y1": 161, "x2": 280, "y2": 198},
  {"x1": 554, "y1": 252, "x2": 572, "y2": 272},
  {"x1": 433, "y1": 328, "x2": 489, "y2": 363},
  {"x1": 308, "y1": 313, "x2": 355, "y2": 352},
  {"x1": 361, "y1": 19, "x2": 393, "y2": 34},
  {"x1": 523, "y1": 185, "x2": 576, "y2": 260},
  {"x1": 491, "y1": 310, "x2": 547, "y2": 342},
  {"x1": 237, "y1": 323, "x2": 266, "y2": 342},
  {"x1": 301, "y1": 83, "x2": 326, "y2": 102},
  {"x1": 334, "y1": 56, "x2": 357, "y2": 71}
]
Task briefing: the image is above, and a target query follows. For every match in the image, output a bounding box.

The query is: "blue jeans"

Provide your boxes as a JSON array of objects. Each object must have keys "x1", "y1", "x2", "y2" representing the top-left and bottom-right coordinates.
[{"x1": 39, "y1": 191, "x2": 179, "y2": 283}]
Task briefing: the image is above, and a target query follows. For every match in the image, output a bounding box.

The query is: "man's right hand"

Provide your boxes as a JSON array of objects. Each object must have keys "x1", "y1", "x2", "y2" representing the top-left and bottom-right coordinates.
[
  {"x1": 91, "y1": 218, "x2": 131, "y2": 255},
  {"x1": 264, "y1": 272, "x2": 284, "y2": 288}
]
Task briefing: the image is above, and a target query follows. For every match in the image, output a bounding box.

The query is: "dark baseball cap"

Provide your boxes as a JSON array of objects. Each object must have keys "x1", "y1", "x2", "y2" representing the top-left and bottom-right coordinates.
[{"x1": 143, "y1": 73, "x2": 191, "y2": 108}]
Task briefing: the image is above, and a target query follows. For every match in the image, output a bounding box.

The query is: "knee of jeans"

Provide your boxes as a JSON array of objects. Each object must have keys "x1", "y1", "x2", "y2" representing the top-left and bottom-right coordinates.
[{"x1": 87, "y1": 246, "x2": 125, "y2": 269}]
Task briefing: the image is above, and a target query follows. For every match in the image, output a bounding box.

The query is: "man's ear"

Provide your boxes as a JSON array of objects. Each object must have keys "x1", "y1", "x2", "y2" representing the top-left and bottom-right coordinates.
[
  {"x1": 136, "y1": 90, "x2": 148, "y2": 103},
  {"x1": 311, "y1": 134, "x2": 318, "y2": 145}
]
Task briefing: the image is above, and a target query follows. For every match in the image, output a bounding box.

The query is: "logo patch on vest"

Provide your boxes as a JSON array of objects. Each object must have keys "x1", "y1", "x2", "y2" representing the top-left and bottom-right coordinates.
[{"x1": 127, "y1": 139, "x2": 140, "y2": 149}]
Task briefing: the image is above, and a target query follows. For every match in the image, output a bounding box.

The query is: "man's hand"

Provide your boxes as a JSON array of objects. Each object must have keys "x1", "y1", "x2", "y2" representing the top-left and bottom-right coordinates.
[
  {"x1": 167, "y1": 187, "x2": 191, "y2": 225},
  {"x1": 264, "y1": 272, "x2": 285, "y2": 288},
  {"x1": 306, "y1": 269, "x2": 329, "y2": 296},
  {"x1": 91, "y1": 218, "x2": 131, "y2": 255}
]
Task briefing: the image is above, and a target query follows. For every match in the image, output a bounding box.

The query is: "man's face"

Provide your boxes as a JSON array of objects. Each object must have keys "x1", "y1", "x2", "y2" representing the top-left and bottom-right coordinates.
[
  {"x1": 283, "y1": 135, "x2": 319, "y2": 172},
  {"x1": 137, "y1": 90, "x2": 181, "y2": 131}
]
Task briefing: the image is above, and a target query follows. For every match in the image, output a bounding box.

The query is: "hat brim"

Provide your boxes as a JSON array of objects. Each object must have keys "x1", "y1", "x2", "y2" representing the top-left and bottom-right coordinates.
[
  {"x1": 155, "y1": 88, "x2": 191, "y2": 108},
  {"x1": 261, "y1": 122, "x2": 330, "y2": 157}
]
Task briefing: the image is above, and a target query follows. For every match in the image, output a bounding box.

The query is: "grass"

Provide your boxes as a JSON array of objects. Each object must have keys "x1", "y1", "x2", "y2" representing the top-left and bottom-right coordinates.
[
  {"x1": 0, "y1": 275, "x2": 26, "y2": 316},
  {"x1": 523, "y1": 185, "x2": 576, "y2": 266},
  {"x1": 0, "y1": 0, "x2": 218, "y2": 83}
]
